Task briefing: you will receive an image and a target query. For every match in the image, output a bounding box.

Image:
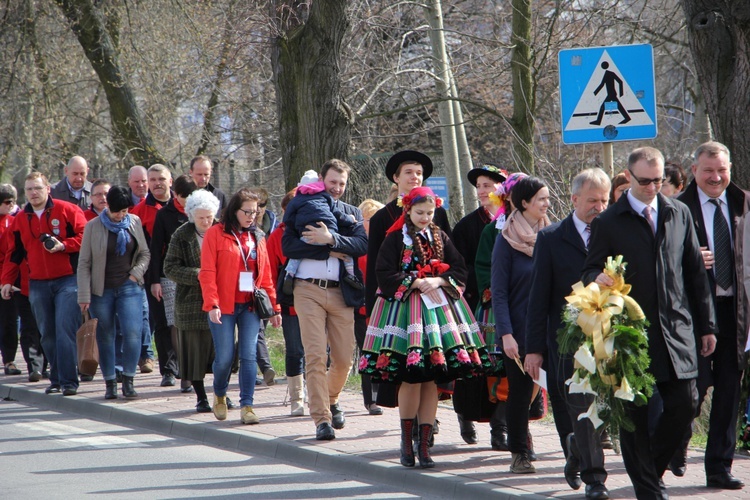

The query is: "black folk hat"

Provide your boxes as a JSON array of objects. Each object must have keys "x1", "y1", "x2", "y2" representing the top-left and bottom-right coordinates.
[
  {"x1": 384, "y1": 150, "x2": 433, "y2": 184},
  {"x1": 467, "y1": 164, "x2": 508, "y2": 187}
]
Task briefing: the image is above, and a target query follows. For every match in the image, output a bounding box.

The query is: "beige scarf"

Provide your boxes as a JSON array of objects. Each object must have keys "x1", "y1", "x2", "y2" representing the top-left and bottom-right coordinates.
[{"x1": 502, "y1": 209, "x2": 550, "y2": 257}]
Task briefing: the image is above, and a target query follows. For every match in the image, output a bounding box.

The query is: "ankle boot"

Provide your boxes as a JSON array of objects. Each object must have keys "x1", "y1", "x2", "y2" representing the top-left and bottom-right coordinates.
[
  {"x1": 105, "y1": 379, "x2": 117, "y2": 400},
  {"x1": 417, "y1": 424, "x2": 435, "y2": 468},
  {"x1": 490, "y1": 401, "x2": 509, "y2": 451},
  {"x1": 122, "y1": 375, "x2": 138, "y2": 399},
  {"x1": 288, "y1": 375, "x2": 305, "y2": 416},
  {"x1": 400, "y1": 419, "x2": 415, "y2": 467}
]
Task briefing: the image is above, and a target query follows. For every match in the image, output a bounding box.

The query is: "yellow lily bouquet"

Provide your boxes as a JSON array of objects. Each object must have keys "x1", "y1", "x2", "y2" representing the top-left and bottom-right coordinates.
[{"x1": 557, "y1": 255, "x2": 655, "y2": 436}]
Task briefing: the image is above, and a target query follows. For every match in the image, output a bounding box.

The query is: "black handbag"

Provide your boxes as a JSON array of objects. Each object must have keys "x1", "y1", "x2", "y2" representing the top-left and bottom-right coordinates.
[{"x1": 253, "y1": 287, "x2": 275, "y2": 319}]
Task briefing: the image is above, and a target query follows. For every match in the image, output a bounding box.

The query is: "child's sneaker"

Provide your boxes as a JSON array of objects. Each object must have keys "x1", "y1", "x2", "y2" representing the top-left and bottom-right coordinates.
[{"x1": 342, "y1": 273, "x2": 364, "y2": 290}]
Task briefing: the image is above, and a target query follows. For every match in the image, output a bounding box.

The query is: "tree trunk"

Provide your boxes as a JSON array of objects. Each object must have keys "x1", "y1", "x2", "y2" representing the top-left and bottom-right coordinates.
[
  {"x1": 270, "y1": 0, "x2": 352, "y2": 191},
  {"x1": 510, "y1": 0, "x2": 535, "y2": 174},
  {"x1": 425, "y1": 0, "x2": 464, "y2": 221},
  {"x1": 450, "y1": 74, "x2": 477, "y2": 211},
  {"x1": 55, "y1": 0, "x2": 166, "y2": 166},
  {"x1": 197, "y1": 1, "x2": 236, "y2": 157},
  {"x1": 681, "y1": 1, "x2": 750, "y2": 185}
]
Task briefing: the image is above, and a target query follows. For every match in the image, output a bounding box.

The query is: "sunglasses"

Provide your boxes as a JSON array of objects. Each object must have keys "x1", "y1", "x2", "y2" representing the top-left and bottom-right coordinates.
[{"x1": 628, "y1": 170, "x2": 665, "y2": 187}]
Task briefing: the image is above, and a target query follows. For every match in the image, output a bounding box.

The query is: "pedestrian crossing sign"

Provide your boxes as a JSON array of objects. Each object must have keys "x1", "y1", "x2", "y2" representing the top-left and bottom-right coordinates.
[{"x1": 559, "y1": 44, "x2": 657, "y2": 144}]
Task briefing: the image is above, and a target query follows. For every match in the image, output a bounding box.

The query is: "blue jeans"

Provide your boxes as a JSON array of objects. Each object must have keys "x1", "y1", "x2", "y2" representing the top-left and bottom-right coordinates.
[
  {"x1": 210, "y1": 303, "x2": 260, "y2": 407},
  {"x1": 282, "y1": 313, "x2": 304, "y2": 377},
  {"x1": 90, "y1": 280, "x2": 145, "y2": 380},
  {"x1": 29, "y1": 275, "x2": 81, "y2": 389}
]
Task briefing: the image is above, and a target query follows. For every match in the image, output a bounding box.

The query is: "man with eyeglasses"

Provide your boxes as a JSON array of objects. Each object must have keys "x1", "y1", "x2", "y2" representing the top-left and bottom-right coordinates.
[
  {"x1": 675, "y1": 141, "x2": 749, "y2": 490},
  {"x1": 50, "y1": 156, "x2": 92, "y2": 210},
  {"x1": 282, "y1": 159, "x2": 367, "y2": 441},
  {"x1": 83, "y1": 179, "x2": 111, "y2": 221},
  {"x1": 583, "y1": 146, "x2": 717, "y2": 499},
  {"x1": 1, "y1": 172, "x2": 87, "y2": 396}
]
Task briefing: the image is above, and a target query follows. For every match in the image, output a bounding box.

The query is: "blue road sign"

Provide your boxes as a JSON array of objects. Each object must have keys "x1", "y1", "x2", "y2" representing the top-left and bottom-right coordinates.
[
  {"x1": 559, "y1": 44, "x2": 657, "y2": 144},
  {"x1": 425, "y1": 177, "x2": 449, "y2": 210}
]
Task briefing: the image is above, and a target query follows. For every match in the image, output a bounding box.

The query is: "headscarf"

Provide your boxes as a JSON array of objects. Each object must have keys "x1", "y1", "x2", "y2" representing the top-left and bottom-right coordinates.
[{"x1": 385, "y1": 187, "x2": 443, "y2": 235}]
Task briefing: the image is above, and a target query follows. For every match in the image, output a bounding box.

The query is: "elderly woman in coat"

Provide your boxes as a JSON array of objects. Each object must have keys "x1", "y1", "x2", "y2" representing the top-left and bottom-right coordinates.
[{"x1": 164, "y1": 189, "x2": 221, "y2": 412}]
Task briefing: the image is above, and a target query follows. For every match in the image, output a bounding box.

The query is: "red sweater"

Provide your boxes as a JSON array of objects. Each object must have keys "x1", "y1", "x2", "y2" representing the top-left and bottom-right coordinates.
[
  {"x1": 1, "y1": 198, "x2": 86, "y2": 283},
  {"x1": 131, "y1": 193, "x2": 169, "y2": 240},
  {"x1": 199, "y1": 224, "x2": 279, "y2": 315}
]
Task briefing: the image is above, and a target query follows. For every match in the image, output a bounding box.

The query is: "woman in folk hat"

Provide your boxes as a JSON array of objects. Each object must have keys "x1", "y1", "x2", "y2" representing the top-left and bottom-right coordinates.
[
  {"x1": 450, "y1": 164, "x2": 507, "y2": 445},
  {"x1": 359, "y1": 187, "x2": 489, "y2": 469}
]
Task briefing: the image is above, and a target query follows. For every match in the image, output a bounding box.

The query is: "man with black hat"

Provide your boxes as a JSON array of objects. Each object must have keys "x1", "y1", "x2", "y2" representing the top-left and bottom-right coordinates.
[
  {"x1": 365, "y1": 151, "x2": 452, "y2": 316},
  {"x1": 450, "y1": 164, "x2": 507, "y2": 446}
]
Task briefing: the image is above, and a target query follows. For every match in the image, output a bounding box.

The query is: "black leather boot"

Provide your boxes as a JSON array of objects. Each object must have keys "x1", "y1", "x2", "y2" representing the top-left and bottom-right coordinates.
[
  {"x1": 400, "y1": 419, "x2": 415, "y2": 467},
  {"x1": 122, "y1": 375, "x2": 138, "y2": 399},
  {"x1": 490, "y1": 401, "x2": 509, "y2": 451},
  {"x1": 417, "y1": 424, "x2": 435, "y2": 468},
  {"x1": 105, "y1": 379, "x2": 117, "y2": 400},
  {"x1": 457, "y1": 414, "x2": 477, "y2": 444}
]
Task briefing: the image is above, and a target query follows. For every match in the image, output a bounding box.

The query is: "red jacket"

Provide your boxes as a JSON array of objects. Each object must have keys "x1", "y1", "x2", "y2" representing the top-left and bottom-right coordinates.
[
  {"x1": 131, "y1": 192, "x2": 168, "y2": 240},
  {"x1": 1, "y1": 198, "x2": 86, "y2": 283},
  {"x1": 267, "y1": 223, "x2": 297, "y2": 315},
  {"x1": 83, "y1": 208, "x2": 99, "y2": 221},
  {"x1": 199, "y1": 223, "x2": 279, "y2": 315},
  {"x1": 0, "y1": 213, "x2": 30, "y2": 296}
]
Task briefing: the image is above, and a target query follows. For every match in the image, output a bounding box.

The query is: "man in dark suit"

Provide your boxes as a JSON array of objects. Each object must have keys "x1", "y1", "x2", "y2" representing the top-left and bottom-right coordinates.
[
  {"x1": 675, "y1": 141, "x2": 749, "y2": 489},
  {"x1": 583, "y1": 146, "x2": 717, "y2": 499},
  {"x1": 525, "y1": 168, "x2": 611, "y2": 499}
]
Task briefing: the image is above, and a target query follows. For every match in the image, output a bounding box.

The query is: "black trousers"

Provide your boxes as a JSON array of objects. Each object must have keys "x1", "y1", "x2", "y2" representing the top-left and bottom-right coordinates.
[
  {"x1": 502, "y1": 352, "x2": 534, "y2": 453},
  {"x1": 147, "y1": 291, "x2": 178, "y2": 376},
  {"x1": 549, "y1": 350, "x2": 607, "y2": 485},
  {"x1": 622, "y1": 377, "x2": 697, "y2": 499},
  {"x1": 0, "y1": 296, "x2": 18, "y2": 365},
  {"x1": 694, "y1": 298, "x2": 741, "y2": 475},
  {"x1": 13, "y1": 293, "x2": 45, "y2": 373},
  {"x1": 256, "y1": 322, "x2": 273, "y2": 374}
]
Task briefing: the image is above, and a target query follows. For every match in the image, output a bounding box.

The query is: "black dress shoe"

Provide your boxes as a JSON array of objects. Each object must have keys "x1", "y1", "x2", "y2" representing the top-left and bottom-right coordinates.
[
  {"x1": 45, "y1": 384, "x2": 61, "y2": 394},
  {"x1": 180, "y1": 379, "x2": 193, "y2": 393},
  {"x1": 80, "y1": 374, "x2": 94, "y2": 382},
  {"x1": 491, "y1": 431, "x2": 509, "y2": 451},
  {"x1": 316, "y1": 422, "x2": 336, "y2": 441},
  {"x1": 668, "y1": 446, "x2": 687, "y2": 477},
  {"x1": 226, "y1": 397, "x2": 237, "y2": 410},
  {"x1": 4, "y1": 362, "x2": 22, "y2": 375},
  {"x1": 585, "y1": 482, "x2": 609, "y2": 499},
  {"x1": 62, "y1": 387, "x2": 77, "y2": 396},
  {"x1": 196, "y1": 399, "x2": 212, "y2": 413},
  {"x1": 707, "y1": 472, "x2": 744, "y2": 490},
  {"x1": 565, "y1": 434, "x2": 582, "y2": 490},
  {"x1": 330, "y1": 403, "x2": 345, "y2": 429},
  {"x1": 28, "y1": 371, "x2": 43, "y2": 382},
  {"x1": 160, "y1": 373, "x2": 176, "y2": 387}
]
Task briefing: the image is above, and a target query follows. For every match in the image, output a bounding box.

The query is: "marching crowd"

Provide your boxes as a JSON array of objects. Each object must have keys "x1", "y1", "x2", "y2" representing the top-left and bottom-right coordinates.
[{"x1": 0, "y1": 143, "x2": 748, "y2": 499}]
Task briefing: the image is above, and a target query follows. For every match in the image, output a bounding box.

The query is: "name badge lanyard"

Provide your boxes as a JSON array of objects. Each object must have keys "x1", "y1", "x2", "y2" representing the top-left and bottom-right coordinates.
[{"x1": 233, "y1": 232, "x2": 256, "y2": 292}]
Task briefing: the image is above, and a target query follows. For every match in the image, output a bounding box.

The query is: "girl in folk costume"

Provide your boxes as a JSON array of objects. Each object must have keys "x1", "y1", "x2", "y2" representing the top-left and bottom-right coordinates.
[{"x1": 359, "y1": 187, "x2": 489, "y2": 468}]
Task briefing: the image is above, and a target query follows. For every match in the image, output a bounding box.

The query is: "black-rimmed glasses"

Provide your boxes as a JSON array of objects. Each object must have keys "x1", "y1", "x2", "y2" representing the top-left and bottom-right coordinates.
[
  {"x1": 628, "y1": 170, "x2": 666, "y2": 187},
  {"x1": 239, "y1": 208, "x2": 259, "y2": 217}
]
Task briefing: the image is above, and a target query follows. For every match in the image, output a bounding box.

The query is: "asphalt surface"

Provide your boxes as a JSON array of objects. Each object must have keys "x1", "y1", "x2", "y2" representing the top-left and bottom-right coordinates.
[{"x1": 1, "y1": 360, "x2": 747, "y2": 499}]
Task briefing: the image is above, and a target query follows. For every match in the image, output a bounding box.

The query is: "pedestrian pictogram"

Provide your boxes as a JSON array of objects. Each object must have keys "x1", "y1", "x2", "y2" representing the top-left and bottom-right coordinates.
[{"x1": 559, "y1": 44, "x2": 657, "y2": 144}]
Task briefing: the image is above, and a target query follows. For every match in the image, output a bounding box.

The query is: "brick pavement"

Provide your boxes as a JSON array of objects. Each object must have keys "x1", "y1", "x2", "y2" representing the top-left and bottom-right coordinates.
[{"x1": 1, "y1": 361, "x2": 747, "y2": 499}]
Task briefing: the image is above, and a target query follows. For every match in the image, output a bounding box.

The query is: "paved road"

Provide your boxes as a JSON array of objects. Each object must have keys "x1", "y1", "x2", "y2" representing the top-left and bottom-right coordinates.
[
  {"x1": 0, "y1": 400, "x2": 434, "y2": 499},
  {"x1": 1, "y1": 360, "x2": 748, "y2": 499}
]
